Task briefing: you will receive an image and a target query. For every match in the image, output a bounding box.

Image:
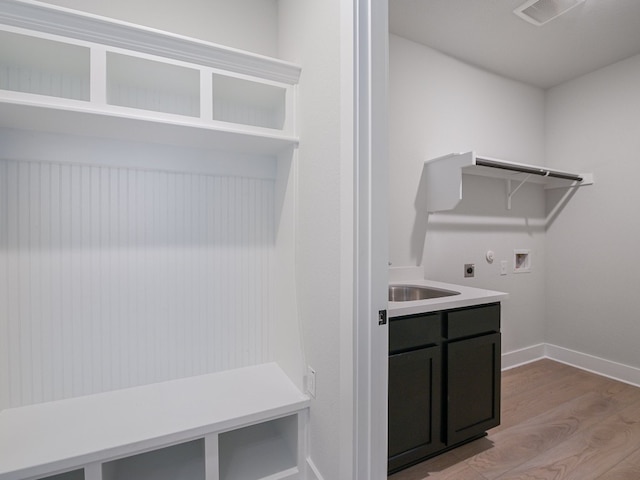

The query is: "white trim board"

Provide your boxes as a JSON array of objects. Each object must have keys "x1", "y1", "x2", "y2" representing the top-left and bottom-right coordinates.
[
  {"x1": 502, "y1": 343, "x2": 640, "y2": 388},
  {"x1": 0, "y1": 0, "x2": 301, "y2": 84},
  {"x1": 501, "y1": 343, "x2": 547, "y2": 370}
]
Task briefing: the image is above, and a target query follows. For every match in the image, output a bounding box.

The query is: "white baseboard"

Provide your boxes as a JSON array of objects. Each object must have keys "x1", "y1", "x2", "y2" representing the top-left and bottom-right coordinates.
[
  {"x1": 502, "y1": 343, "x2": 640, "y2": 388},
  {"x1": 544, "y1": 344, "x2": 640, "y2": 388},
  {"x1": 501, "y1": 343, "x2": 546, "y2": 370},
  {"x1": 305, "y1": 457, "x2": 324, "y2": 480}
]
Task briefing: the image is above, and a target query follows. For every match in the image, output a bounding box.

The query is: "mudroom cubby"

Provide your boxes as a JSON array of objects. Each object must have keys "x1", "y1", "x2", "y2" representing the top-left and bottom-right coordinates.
[
  {"x1": 106, "y1": 52, "x2": 201, "y2": 117},
  {"x1": 0, "y1": 2, "x2": 308, "y2": 480},
  {"x1": 0, "y1": 29, "x2": 89, "y2": 101},
  {"x1": 101, "y1": 440, "x2": 206, "y2": 480},
  {"x1": 211, "y1": 73, "x2": 287, "y2": 130},
  {"x1": 218, "y1": 415, "x2": 299, "y2": 480}
]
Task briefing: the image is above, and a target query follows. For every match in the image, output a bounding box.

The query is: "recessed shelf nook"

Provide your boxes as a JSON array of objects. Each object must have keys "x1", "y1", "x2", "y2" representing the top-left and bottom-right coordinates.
[{"x1": 0, "y1": 29, "x2": 89, "y2": 100}]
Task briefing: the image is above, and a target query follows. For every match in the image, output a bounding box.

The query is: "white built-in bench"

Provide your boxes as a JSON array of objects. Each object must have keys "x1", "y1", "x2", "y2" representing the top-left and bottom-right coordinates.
[{"x1": 0, "y1": 363, "x2": 309, "y2": 480}]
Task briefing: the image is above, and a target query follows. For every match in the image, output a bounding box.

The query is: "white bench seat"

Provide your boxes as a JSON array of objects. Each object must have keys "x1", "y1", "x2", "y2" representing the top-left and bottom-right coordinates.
[{"x1": 0, "y1": 363, "x2": 309, "y2": 480}]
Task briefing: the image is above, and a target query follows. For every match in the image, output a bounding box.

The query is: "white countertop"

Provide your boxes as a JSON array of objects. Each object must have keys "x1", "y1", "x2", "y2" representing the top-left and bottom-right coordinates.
[{"x1": 388, "y1": 268, "x2": 508, "y2": 318}]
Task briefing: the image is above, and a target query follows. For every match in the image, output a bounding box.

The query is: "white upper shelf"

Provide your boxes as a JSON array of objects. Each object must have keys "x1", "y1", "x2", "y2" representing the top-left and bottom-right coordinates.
[
  {"x1": 0, "y1": 0, "x2": 300, "y2": 156},
  {"x1": 424, "y1": 151, "x2": 594, "y2": 212}
]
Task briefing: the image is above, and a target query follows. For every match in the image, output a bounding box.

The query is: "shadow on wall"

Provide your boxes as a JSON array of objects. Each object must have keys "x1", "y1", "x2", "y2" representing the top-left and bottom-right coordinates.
[
  {"x1": 411, "y1": 165, "x2": 580, "y2": 265},
  {"x1": 546, "y1": 186, "x2": 579, "y2": 228},
  {"x1": 411, "y1": 166, "x2": 430, "y2": 265}
]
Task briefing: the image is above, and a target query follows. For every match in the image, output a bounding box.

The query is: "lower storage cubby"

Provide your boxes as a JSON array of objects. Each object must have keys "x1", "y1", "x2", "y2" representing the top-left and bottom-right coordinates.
[
  {"x1": 102, "y1": 440, "x2": 205, "y2": 480},
  {"x1": 218, "y1": 415, "x2": 298, "y2": 480},
  {"x1": 98, "y1": 414, "x2": 300, "y2": 480},
  {"x1": 38, "y1": 470, "x2": 84, "y2": 480}
]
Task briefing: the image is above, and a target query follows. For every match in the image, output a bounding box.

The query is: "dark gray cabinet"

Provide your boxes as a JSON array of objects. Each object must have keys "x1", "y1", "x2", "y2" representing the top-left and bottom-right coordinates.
[
  {"x1": 388, "y1": 345, "x2": 444, "y2": 470},
  {"x1": 388, "y1": 302, "x2": 501, "y2": 474},
  {"x1": 388, "y1": 312, "x2": 444, "y2": 472},
  {"x1": 446, "y1": 332, "x2": 501, "y2": 445}
]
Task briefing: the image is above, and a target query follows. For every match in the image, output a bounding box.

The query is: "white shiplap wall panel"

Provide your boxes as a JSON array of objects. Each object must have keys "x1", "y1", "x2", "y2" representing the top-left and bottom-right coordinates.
[{"x1": 0, "y1": 159, "x2": 275, "y2": 409}]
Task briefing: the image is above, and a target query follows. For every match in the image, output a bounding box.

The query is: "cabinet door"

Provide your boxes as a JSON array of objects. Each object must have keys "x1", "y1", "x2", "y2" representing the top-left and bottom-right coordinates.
[
  {"x1": 388, "y1": 345, "x2": 444, "y2": 473},
  {"x1": 446, "y1": 332, "x2": 501, "y2": 445}
]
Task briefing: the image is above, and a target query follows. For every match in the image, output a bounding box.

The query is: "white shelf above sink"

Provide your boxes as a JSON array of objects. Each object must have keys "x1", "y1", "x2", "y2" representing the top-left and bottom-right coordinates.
[{"x1": 424, "y1": 151, "x2": 594, "y2": 212}]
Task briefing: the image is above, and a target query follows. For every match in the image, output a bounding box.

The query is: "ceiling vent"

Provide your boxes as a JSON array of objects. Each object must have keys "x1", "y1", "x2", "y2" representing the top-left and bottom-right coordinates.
[{"x1": 514, "y1": 0, "x2": 586, "y2": 26}]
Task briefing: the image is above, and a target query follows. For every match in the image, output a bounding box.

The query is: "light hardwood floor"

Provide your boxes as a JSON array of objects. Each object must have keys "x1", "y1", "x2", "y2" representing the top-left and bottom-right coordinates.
[{"x1": 389, "y1": 359, "x2": 640, "y2": 480}]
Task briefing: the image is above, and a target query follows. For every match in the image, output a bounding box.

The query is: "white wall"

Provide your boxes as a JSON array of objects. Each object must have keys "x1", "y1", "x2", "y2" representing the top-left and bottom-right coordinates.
[
  {"x1": 0, "y1": 130, "x2": 281, "y2": 411},
  {"x1": 38, "y1": 0, "x2": 278, "y2": 57},
  {"x1": 278, "y1": 2, "x2": 345, "y2": 479},
  {"x1": 389, "y1": 34, "x2": 547, "y2": 353},
  {"x1": 545, "y1": 54, "x2": 640, "y2": 369}
]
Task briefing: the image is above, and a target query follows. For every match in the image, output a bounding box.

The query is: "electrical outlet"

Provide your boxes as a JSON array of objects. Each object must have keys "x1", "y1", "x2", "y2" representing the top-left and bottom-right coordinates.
[
  {"x1": 464, "y1": 263, "x2": 475, "y2": 278},
  {"x1": 500, "y1": 260, "x2": 508, "y2": 276},
  {"x1": 306, "y1": 366, "x2": 316, "y2": 398}
]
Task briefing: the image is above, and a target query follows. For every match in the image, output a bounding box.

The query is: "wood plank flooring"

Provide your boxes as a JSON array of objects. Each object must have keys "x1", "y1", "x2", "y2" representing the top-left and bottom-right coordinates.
[{"x1": 389, "y1": 359, "x2": 640, "y2": 480}]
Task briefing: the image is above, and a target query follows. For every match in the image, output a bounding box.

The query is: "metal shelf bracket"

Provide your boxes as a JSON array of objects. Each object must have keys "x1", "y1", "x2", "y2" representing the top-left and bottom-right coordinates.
[{"x1": 507, "y1": 174, "x2": 533, "y2": 210}]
